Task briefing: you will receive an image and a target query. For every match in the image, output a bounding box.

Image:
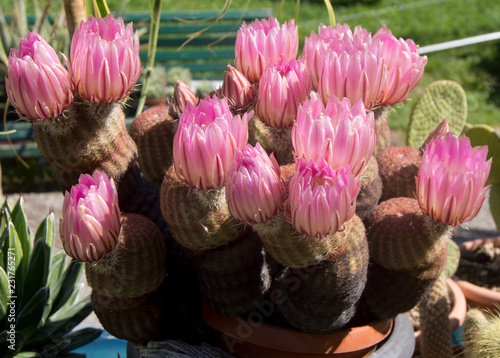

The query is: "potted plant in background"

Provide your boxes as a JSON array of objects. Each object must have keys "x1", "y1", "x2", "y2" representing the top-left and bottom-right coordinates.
[{"x1": 1, "y1": 0, "x2": 494, "y2": 357}]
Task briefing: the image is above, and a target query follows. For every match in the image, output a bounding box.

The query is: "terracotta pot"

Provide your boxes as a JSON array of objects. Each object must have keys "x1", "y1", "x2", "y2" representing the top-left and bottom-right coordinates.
[
  {"x1": 454, "y1": 237, "x2": 500, "y2": 310},
  {"x1": 413, "y1": 278, "x2": 467, "y2": 355},
  {"x1": 202, "y1": 302, "x2": 394, "y2": 358}
]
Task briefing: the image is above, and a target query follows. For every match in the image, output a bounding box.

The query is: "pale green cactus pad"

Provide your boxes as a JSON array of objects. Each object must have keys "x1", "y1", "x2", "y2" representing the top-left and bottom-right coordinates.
[
  {"x1": 465, "y1": 124, "x2": 500, "y2": 186},
  {"x1": 488, "y1": 183, "x2": 500, "y2": 233},
  {"x1": 407, "y1": 80, "x2": 467, "y2": 148}
]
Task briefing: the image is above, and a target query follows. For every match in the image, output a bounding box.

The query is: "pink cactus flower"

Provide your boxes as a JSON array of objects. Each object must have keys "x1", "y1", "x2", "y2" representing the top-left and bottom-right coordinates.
[
  {"x1": 70, "y1": 14, "x2": 142, "y2": 103},
  {"x1": 171, "y1": 80, "x2": 198, "y2": 115},
  {"x1": 173, "y1": 95, "x2": 251, "y2": 189},
  {"x1": 372, "y1": 26, "x2": 427, "y2": 106},
  {"x1": 256, "y1": 58, "x2": 312, "y2": 128},
  {"x1": 301, "y1": 24, "x2": 369, "y2": 90},
  {"x1": 226, "y1": 143, "x2": 283, "y2": 224},
  {"x1": 60, "y1": 171, "x2": 121, "y2": 262},
  {"x1": 416, "y1": 133, "x2": 491, "y2": 226},
  {"x1": 222, "y1": 64, "x2": 256, "y2": 109},
  {"x1": 292, "y1": 92, "x2": 375, "y2": 176},
  {"x1": 5, "y1": 31, "x2": 73, "y2": 120},
  {"x1": 235, "y1": 16, "x2": 298, "y2": 84},
  {"x1": 286, "y1": 158, "x2": 360, "y2": 238}
]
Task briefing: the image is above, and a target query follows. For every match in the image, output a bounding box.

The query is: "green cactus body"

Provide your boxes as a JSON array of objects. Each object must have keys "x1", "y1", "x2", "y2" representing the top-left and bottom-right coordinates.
[
  {"x1": 254, "y1": 212, "x2": 352, "y2": 268},
  {"x1": 195, "y1": 229, "x2": 269, "y2": 316},
  {"x1": 367, "y1": 197, "x2": 451, "y2": 271},
  {"x1": 462, "y1": 308, "x2": 489, "y2": 358},
  {"x1": 32, "y1": 100, "x2": 138, "y2": 191},
  {"x1": 418, "y1": 274, "x2": 453, "y2": 358},
  {"x1": 376, "y1": 146, "x2": 421, "y2": 201},
  {"x1": 407, "y1": 80, "x2": 467, "y2": 148},
  {"x1": 91, "y1": 291, "x2": 164, "y2": 345},
  {"x1": 248, "y1": 116, "x2": 294, "y2": 165},
  {"x1": 373, "y1": 105, "x2": 392, "y2": 154},
  {"x1": 356, "y1": 155, "x2": 383, "y2": 221},
  {"x1": 160, "y1": 166, "x2": 245, "y2": 251},
  {"x1": 466, "y1": 314, "x2": 500, "y2": 358},
  {"x1": 278, "y1": 215, "x2": 369, "y2": 333},
  {"x1": 85, "y1": 213, "x2": 167, "y2": 299},
  {"x1": 129, "y1": 104, "x2": 178, "y2": 185}
]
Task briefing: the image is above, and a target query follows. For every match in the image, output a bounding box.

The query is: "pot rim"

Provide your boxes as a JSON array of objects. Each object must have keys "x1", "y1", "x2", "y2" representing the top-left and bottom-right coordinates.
[{"x1": 202, "y1": 302, "x2": 393, "y2": 354}]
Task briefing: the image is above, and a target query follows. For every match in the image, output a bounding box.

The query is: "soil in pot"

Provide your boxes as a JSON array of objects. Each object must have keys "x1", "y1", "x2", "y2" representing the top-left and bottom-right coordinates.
[{"x1": 454, "y1": 237, "x2": 500, "y2": 310}]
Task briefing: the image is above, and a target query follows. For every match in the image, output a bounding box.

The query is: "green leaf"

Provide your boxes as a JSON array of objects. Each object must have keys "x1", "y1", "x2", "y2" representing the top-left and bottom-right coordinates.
[
  {"x1": 45, "y1": 253, "x2": 68, "y2": 317},
  {"x1": 63, "y1": 327, "x2": 103, "y2": 353},
  {"x1": 50, "y1": 260, "x2": 84, "y2": 315},
  {"x1": 13, "y1": 353, "x2": 39, "y2": 358},
  {"x1": 16, "y1": 287, "x2": 49, "y2": 341},
  {"x1": 6, "y1": 221, "x2": 23, "y2": 302},
  {"x1": 465, "y1": 124, "x2": 500, "y2": 186},
  {"x1": 49, "y1": 284, "x2": 87, "y2": 321},
  {"x1": 33, "y1": 212, "x2": 55, "y2": 261},
  {"x1": 20, "y1": 239, "x2": 48, "y2": 310},
  {"x1": 10, "y1": 198, "x2": 31, "y2": 278},
  {"x1": 0, "y1": 266, "x2": 10, "y2": 322}
]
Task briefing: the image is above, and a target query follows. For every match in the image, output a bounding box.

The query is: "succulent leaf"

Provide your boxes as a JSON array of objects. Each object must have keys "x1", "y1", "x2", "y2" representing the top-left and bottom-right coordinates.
[
  {"x1": 7, "y1": 221, "x2": 24, "y2": 301},
  {"x1": 49, "y1": 285, "x2": 88, "y2": 322},
  {"x1": 407, "y1": 80, "x2": 467, "y2": 148},
  {"x1": 49, "y1": 260, "x2": 84, "y2": 315},
  {"x1": 33, "y1": 213, "x2": 55, "y2": 262},
  {"x1": 45, "y1": 252, "x2": 68, "y2": 316},
  {"x1": 489, "y1": 183, "x2": 500, "y2": 233},
  {"x1": 465, "y1": 124, "x2": 500, "y2": 186},
  {"x1": 10, "y1": 198, "x2": 31, "y2": 276},
  {"x1": 20, "y1": 239, "x2": 49, "y2": 310},
  {"x1": 0, "y1": 266, "x2": 9, "y2": 322},
  {"x1": 62, "y1": 327, "x2": 103, "y2": 353},
  {"x1": 16, "y1": 287, "x2": 49, "y2": 341},
  {"x1": 444, "y1": 239, "x2": 460, "y2": 278}
]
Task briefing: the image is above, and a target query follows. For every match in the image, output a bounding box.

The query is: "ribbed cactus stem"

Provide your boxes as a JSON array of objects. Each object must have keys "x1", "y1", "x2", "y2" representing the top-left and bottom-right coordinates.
[
  {"x1": 356, "y1": 155, "x2": 382, "y2": 221},
  {"x1": 418, "y1": 273, "x2": 453, "y2": 358},
  {"x1": 464, "y1": 311, "x2": 500, "y2": 358},
  {"x1": 129, "y1": 104, "x2": 177, "y2": 185},
  {"x1": 85, "y1": 213, "x2": 167, "y2": 299},
  {"x1": 33, "y1": 99, "x2": 137, "y2": 191},
  {"x1": 160, "y1": 166, "x2": 245, "y2": 251},
  {"x1": 373, "y1": 105, "x2": 392, "y2": 154},
  {"x1": 376, "y1": 146, "x2": 421, "y2": 201},
  {"x1": 368, "y1": 197, "x2": 452, "y2": 271},
  {"x1": 248, "y1": 116, "x2": 294, "y2": 165},
  {"x1": 463, "y1": 308, "x2": 489, "y2": 358}
]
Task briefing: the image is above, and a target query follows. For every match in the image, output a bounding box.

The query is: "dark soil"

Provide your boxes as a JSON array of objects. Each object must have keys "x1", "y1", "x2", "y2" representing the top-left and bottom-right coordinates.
[{"x1": 456, "y1": 242, "x2": 500, "y2": 291}]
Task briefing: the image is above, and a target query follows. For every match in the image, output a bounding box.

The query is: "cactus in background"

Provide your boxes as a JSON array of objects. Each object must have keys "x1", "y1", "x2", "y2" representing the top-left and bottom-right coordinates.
[
  {"x1": 466, "y1": 124, "x2": 500, "y2": 232},
  {"x1": 407, "y1": 80, "x2": 467, "y2": 148},
  {"x1": 462, "y1": 308, "x2": 490, "y2": 358},
  {"x1": 0, "y1": 198, "x2": 101, "y2": 357}
]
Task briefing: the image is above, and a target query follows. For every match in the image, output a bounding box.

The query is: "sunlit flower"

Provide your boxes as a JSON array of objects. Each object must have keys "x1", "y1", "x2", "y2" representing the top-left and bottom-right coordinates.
[
  {"x1": 286, "y1": 158, "x2": 360, "y2": 237},
  {"x1": 226, "y1": 143, "x2": 283, "y2": 224},
  {"x1": 70, "y1": 14, "x2": 142, "y2": 103},
  {"x1": 60, "y1": 171, "x2": 121, "y2": 262},
  {"x1": 416, "y1": 133, "x2": 491, "y2": 226},
  {"x1": 5, "y1": 31, "x2": 73, "y2": 120},
  {"x1": 372, "y1": 26, "x2": 427, "y2": 106},
  {"x1": 256, "y1": 58, "x2": 312, "y2": 128},
  {"x1": 173, "y1": 95, "x2": 251, "y2": 189},
  {"x1": 235, "y1": 16, "x2": 298, "y2": 83},
  {"x1": 292, "y1": 92, "x2": 375, "y2": 176}
]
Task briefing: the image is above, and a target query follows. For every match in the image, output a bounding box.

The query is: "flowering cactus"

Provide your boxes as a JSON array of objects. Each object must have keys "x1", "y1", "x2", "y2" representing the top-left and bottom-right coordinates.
[
  {"x1": 416, "y1": 132, "x2": 491, "y2": 226},
  {"x1": 226, "y1": 143, "x2": 283, "y2": 225},
  {"x1": 60, "y1": 171, "x2": 121, "y2": 262},
  {"x1": 292, "y1": 92, "x2": 375, "y2": 176},
  {"x1": 256, "y1": 58, "x2": 312, "y2": 128},
  {"x1": 286, "y1": 158, "x2": 360, "y2": 238},
  {"x1": 173, "y1": 95, "x2": 251, "y2": 189},
  {"x1": 5, "y1": 31, "x2": 73, "y2": 120},
  {"x1": 70, "y1": 14, "x2": 142, "y2": 103},
  {"x1": 235, "y1": 16, "x2": 298, "y2": 83},
  {"x1": 221, "y1": 64, "x2": 256, "y2": 110},
  {"x1": 372, "y1": 26, "x2": 427, "y2": 106}
]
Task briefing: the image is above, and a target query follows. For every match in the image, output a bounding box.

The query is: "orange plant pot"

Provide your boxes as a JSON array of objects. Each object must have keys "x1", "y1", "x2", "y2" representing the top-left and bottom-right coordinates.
[
  {"x1": 202, "y1": 302, "x2": 393, "y2": 358},
  {"x1": 454, "y1": 237, "x2": 500, "y2": 310}
]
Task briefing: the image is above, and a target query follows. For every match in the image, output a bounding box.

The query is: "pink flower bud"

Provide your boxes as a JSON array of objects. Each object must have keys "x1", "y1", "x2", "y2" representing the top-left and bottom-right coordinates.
[
  {"x1": 173, "y1": 95, "x2": 251, "y2": 189},
  {"x1": 171, "y1": 80, "x2": 198, "y2": 118},
  {"x1": 292, "y1": 92, "x2": 375, "y2": 176},
  {"x1": 372, "y1": 26, "x2": 427, "y2": 106},
  {"x1": 256, "y1": 58, "x2": 312, "y2": 128},
  {"x1": 222, "y1": 64, "x2": 256, "y2": 109},
  {"x1": 226, "y1": 143, "x2": 283, "y2": 224},
  {"x1": 60, "y1": 171, "x2": 121, "y2": 262},
  {"x1": 5, "y1": 31, "x2": 73, "y2": 120},
  {"x1": 286, "y1": 158, "x2": 360, "y2": 238},
  {"x1": 416, "y1": 133, "x2": 491, "y2": 226},
  {"x1": 70, "y1": 14, "x2": 142, "y2": 103},
  {"x1": 235, "y1": 16, "x2": 298, "y2": 83}
]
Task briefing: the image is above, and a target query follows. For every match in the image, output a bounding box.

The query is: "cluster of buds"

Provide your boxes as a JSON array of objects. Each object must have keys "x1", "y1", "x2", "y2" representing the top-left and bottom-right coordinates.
[{"x1": 5, "y1": 14, "x2": 142, "y2": 121}]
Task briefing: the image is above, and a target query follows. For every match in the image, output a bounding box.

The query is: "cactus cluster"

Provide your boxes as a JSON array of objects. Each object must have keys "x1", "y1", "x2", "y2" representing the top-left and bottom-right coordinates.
[{"x1": 3, "y1": 10, "x2": 493, "y2": 357}]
